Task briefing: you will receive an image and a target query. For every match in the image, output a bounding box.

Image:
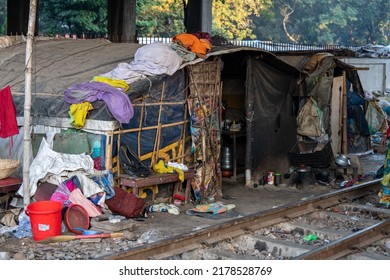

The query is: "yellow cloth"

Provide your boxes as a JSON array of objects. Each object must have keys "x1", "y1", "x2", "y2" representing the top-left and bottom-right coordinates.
[
  {"x1": 69, "y1": 102, "x2": 93, "y2": 129},
  {"x1": 152, "y1": 159, "x2": 184, "y2": 182},
  {"x1": 93, "y1": 76, "x2": 130, "y2": 92}
]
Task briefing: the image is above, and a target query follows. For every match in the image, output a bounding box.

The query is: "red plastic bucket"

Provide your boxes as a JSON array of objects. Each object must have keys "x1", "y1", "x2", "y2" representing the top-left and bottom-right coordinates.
[{"x1": 26, "y1": 201, "x2": 63, "y2": 241}]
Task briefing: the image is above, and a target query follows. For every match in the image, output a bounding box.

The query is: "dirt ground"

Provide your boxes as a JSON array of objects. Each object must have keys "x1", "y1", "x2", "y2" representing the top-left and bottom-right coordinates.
[{"x1": 0, "y1": 152, "x2": 385, "y2": 260}]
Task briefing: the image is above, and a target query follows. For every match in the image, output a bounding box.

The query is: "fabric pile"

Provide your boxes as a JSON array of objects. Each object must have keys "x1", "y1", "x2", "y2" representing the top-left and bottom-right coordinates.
[
  {"x1": 152, "y1": 159, "x2": 187, "y2": 182},
  {"x1": 64, "y1": 81, "x2": 134, "y2": 126},
  {"x1": 63, "y1": 33, "x2": 212, "y2": 128}
]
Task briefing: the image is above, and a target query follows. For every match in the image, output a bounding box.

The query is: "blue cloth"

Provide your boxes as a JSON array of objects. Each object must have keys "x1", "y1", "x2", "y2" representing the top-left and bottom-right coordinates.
[{"x1": 90, "y1": 170, "x2": 115, "y2": 199}]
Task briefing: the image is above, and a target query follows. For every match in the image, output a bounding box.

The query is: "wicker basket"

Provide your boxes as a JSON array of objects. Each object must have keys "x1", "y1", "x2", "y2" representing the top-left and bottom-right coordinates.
[{"x1": 0, "y1": 159, "x2": 20, "y2": 180}]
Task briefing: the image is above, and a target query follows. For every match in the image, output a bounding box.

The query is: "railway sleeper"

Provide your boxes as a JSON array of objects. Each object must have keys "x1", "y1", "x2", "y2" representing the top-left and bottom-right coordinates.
[
  {"x1": 308, "y1": 210, "x2": 378, "y2": 226},
  {"x1": 277, "y1": 221, "x2": 349, "y2": 241},
  {"x1": 344, "y1": 251, "x2": 390, "y2": 260},
  {"x1": 235, "y1": 234, "x2": 314, "y2": 259}
]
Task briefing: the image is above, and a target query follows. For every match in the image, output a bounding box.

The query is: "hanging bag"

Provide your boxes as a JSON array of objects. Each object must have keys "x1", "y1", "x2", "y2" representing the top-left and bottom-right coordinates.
[{"x1": 297, "y1": 97, "x2": 324, "y2": 137}]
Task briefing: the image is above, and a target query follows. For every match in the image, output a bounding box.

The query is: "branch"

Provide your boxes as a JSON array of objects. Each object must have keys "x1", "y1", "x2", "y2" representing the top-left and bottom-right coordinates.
[{"x1": 281, "y1": 4, "x2": 298, "y2": 44}]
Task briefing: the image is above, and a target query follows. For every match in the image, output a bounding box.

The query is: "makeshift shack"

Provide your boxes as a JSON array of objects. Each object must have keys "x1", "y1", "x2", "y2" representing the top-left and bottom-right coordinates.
[
  {"x1": 4, "y1": 38, "x2": 369, "y2": 202},
  {"x1": 0, "y1": 38, "x2": 309, "y2": 199},
  {"x1": 277, "y1": 53, "x2": 370, "y2": 156}
]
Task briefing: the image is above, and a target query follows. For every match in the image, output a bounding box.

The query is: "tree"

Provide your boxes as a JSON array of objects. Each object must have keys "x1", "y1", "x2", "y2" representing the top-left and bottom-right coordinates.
[
  {"x1": 212, "y1": 0, "x2": 272, "y2": 40},
  {"x1": 0, "y1": 0, "x2": 6, "y2": 35},
  {"x1": 252, "y1": 0, "x2": 389, "y2": 45},
  {"x1": 39, "y1": 0, "x2": 107, "y2": 36},
  {"x1": 136, "y1": 0, "x2": 185, "y2": 37}
]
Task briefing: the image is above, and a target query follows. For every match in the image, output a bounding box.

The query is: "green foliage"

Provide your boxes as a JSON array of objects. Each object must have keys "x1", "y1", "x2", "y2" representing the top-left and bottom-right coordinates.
[
  {"x1": 0, "y1": 0, "x2": 387, "y2": 45},
  {"x1": 0, "y1": 0, "x2": 6, "y2": 35},
  {"x1": 252, "y1": 0, "x2": 389, "y2": 45},
  {"x1": 213, "y1": 0, "x2": 272, "y2": 40},
  {"x1": 136, "y1": 0, "x2": 185, "y2": 37},
  {"x1": 39, "y1": 0, "x2": 107, "y2": 36}
]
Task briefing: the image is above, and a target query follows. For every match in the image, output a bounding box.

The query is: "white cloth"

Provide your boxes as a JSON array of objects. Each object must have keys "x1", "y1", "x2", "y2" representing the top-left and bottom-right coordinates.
[
  {"x1": 101, "y1": 42, "x2": 183, "y2": 83},
  {"x1": 167, "y1": 161, "x2": 188, "y2": 171},
  {"x1": 17, "y1": 137, "x2": 95, "y2": 198}
]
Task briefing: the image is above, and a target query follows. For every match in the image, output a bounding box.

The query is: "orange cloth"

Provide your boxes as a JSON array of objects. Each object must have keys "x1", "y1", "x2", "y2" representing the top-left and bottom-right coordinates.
[{"x1": 172, "y1": 33, "x2": 211, "y2": 58}]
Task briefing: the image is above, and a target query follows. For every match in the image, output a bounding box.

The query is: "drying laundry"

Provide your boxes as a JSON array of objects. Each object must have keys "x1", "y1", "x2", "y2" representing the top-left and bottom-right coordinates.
[
  {"x1": 92, "y1": 76, "x2": 129, "y2": 92},
  {"x1": 0, "y1": 85, "x2": 18, "y2": 138},
  {"x1": 64, "y1": 81, "x2": 134, "y2": 124},
  {"x1": 100, "y1": 42, "x2": 183, "y2": 84},
  {"x1": 68, "y1": 102, "x2": 93, "y2": 129}
]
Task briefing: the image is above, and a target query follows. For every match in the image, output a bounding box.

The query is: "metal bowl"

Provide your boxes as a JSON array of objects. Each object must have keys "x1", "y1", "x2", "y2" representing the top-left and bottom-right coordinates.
[{"x1": 335, "y1": 154, "x2": 350, "y2": 167}]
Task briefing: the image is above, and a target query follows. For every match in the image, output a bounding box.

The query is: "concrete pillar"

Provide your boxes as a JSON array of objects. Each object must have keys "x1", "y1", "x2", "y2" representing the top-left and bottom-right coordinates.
[
  {"x1": 185, "y1": 0, "x2": 212, "y2": 34},
  {"x1": 7, "y1": 0, "x2": 39, "y2": 35}
]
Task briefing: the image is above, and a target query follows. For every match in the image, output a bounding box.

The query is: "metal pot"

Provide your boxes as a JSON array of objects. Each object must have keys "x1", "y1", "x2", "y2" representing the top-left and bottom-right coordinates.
[
  {"x1": 221, "y1": 146, "x2": 233, "y2": 170},
  {"x1": 335, "y1": 154, "x2": 351, "y2": 167}
]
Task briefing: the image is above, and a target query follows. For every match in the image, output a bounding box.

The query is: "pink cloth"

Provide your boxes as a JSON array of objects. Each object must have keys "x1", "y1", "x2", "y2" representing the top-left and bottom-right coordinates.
[
  {"x1": 69, "y1": 188, "x2": 102, "y2": 217},
  {"x1": 50, "y1": 178, "x2": 77, "y2": 207}
]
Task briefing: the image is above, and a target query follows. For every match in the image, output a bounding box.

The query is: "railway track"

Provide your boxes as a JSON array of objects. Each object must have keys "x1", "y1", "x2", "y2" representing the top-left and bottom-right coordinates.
[{"x1": 101, "y1": 178, "x2": 390, "y2": 260}]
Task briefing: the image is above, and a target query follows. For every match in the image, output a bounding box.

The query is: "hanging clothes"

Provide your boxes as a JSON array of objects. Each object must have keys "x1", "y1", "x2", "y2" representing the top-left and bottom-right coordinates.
[{"x1": 0, "y1": 85, "x2": 18, "y2": 138}]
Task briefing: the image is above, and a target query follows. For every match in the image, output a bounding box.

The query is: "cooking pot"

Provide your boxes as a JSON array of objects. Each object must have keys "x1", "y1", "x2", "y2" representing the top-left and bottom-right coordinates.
[{"x1": 335, "y1": 154, "x2": 351, "y2": 167}]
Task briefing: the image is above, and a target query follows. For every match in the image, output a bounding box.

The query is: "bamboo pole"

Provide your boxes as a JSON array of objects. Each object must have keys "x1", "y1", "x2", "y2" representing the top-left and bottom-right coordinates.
[
  {"x1": 132, "y1": 101, "x2": 185, "y2": 107},
  {"x1": 152, "y1": 82, "x2": 165, "y2": 165},
  {"x1": 23, "y1": 0, "x2": 38, "y2": 207},
  {"x1": 105, "y1": 132, "x2": 113, "y2": 170},
  {"x1": 342, "y1": 70, "x2": 348, "y2": 154},
  {"x1": 179, "y1": 101, "x2": 188, "y2": 164},
  {"x1": 137, "y1": 98, "x2": 145, "y2": 157},
  {"x1": 111, "y1": 120, "x2": 190, "y2": 135}
]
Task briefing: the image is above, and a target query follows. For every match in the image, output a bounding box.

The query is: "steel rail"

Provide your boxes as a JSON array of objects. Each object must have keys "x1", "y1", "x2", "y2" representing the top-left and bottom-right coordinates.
[
  {"x1": 100, "y1": 179, "x2": 381, "y2": 260},
  {"x1": 295, "y1": 218, "x2": 390, "y2": 260}
]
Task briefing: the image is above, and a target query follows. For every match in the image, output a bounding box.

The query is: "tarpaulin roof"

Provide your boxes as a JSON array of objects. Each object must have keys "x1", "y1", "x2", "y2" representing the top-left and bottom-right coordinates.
[{"x1": 0, "y1": 38, "x2": 302, "y2": 132}]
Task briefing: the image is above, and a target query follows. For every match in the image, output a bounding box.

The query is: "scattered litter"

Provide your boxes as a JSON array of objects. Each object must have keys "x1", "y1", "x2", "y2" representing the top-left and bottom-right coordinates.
[
  {"x1": 301, "y1": 195, "x2": 314, "y2": 201},
  {"x1": 147, "y1": 203, "x2": 180, "y2": 215},
  {"x1": 138, "y1": 229, "x2": 164, "y2": 244},
  {"x1": 109, "y1": 215, "x2": 126, "y2": 223},
  {"x1": 0, "y1": 210, "x2": 33, "y2": 239},
  {"x1": 303, "y1": 234, "x2": 318, "y2": 242}
]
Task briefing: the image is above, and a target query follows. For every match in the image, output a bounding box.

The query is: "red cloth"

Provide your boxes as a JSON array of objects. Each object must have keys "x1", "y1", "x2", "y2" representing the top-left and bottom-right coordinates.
[{"x1": 0, "y1": 86, "x2": 18, "y2": 138}]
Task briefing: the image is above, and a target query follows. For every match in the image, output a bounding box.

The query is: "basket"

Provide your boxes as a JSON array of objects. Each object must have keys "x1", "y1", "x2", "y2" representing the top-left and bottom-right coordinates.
[
  {"x1": 288, "y1": 141, "x2": 334, "y2": 168},
  {"x1": 0, "y1": 159, "x2": 20, "y2": 180}
]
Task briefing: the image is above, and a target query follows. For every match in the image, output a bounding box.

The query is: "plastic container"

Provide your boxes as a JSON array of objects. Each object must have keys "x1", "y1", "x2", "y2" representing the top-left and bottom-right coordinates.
[
  {"x1": 26, "y1": 201, "x2": 63, "y2": 241},
  {"x1": 64, "y1": 204, "x2": 90, "y2": 235},
  {"x1": 288, "y1": 141, "x2": 334, "y2": 168}
]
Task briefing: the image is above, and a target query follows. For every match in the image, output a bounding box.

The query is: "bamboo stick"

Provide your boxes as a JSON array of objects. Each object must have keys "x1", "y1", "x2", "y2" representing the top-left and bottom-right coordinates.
[
  {"x1": 105, "y1": 132, "x2": 113, "y2": 170},
  {"x1": 111, "y1": 120, "x2": 190, "y2": 135},
  {"x1": 152, "y1": 82, "x2": 165, "y2": 165},
  {"x1": 23, "y1": 0, "x2": 38, "y2": 207},
  {"x1": 117, "y1": 132, "x2": 121, "y2": 176},
  {"x1": 132, "y1": 101, "x2": 185, "y2": 107},
  {"x1": 138, "y1": 98, "x2": 145, "y2": 157}
]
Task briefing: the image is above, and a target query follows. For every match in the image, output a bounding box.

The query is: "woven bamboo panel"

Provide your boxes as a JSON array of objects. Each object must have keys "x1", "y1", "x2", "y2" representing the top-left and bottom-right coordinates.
[{"x1": 188, "y1": 59, "x2": 222, "y2": 97}]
